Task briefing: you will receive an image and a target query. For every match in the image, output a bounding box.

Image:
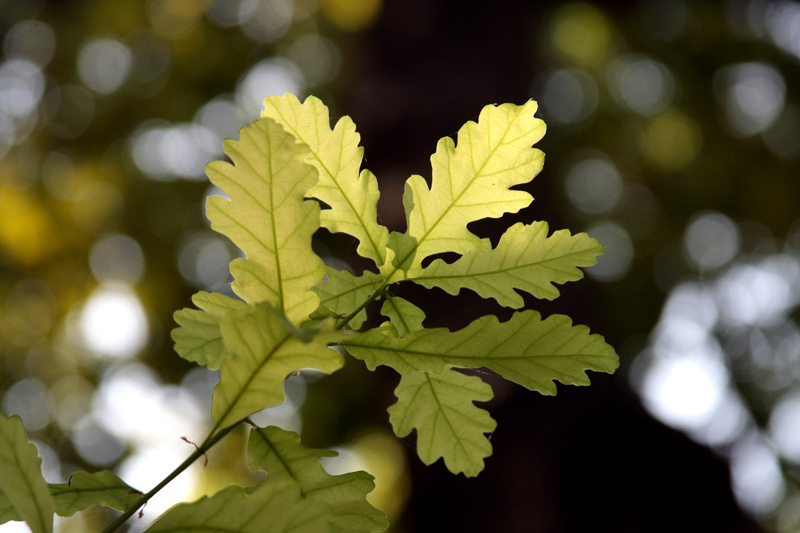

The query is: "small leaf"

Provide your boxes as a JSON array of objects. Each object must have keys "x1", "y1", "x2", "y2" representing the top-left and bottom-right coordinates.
[
  {"x1": 312, "y1": 267, "x2": 383, "y2": 330},
  {"x1": 380, "y1": 297, "x2": 425, "y2": 336},
  {"x1": 262, "y1": 94, "x2": 390, "y2": 267},
  {"x1": 388, "y1": 101, "x2": 545, "y2": 278},
  {"x1": 211, "y1": 304, "x2": 343, "y2": 429},
  {"x1": 146, "y1": 481, "x2": 333, "y2": 533},
  {"x1": 389, "y1": 368, "x2": 496, "y2": 477},
  {"x1": 172, "y1": 291, "x2": 251, "y2": 369},
  {"x1": 50, "y1": 470, "x2": 141, "y2": 517},
  {"x1": 0, "y1": 413, "x2": 54, "y2": 533},
  {"x1": 344, "y1": 310, "x2": 618, "y2": 396},
  {"x1": 414, "y1": 222, "x2": 604, "y2": 307},
  {"x1": 248, "y1": 425, "x2": 388, "y2": 532},
  {"x1": 206, "y1": 116, "x2": 324, "y2": 324}
]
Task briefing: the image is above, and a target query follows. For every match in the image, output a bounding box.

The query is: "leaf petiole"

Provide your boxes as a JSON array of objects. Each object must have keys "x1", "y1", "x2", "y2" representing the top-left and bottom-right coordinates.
[{"x1": 101, "y1": 421, "x2": 243, "y2": 533}]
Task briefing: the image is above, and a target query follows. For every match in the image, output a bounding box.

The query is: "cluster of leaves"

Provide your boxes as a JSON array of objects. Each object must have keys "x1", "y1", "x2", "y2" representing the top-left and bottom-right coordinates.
[{"x1": 0, "y1": 94, "x2": 617, "y2": 531}]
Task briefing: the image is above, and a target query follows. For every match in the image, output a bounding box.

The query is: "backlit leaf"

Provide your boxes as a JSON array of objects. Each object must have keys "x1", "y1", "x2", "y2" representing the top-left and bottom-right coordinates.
[
  {"x1": 414, "y1": 222, "x2": 603, "y2": 307},
  {"x1": 261, "y1": 94, "x2": 389, "y2": 267},
  {"x1": 389, "y1": 368, "x2": 496, "y2": 477},
  {"x1": 380, "y1": 298, "x2": 495, "y2": 477},
  {"x1": 0, "y1": 413, "x2": 54, "y2": 533},
  {"x1": 312, "y1": 267, "x2": 383, "y2": 330},
  {"x1": 344, "y1": 310, "x2": 618, "y2": 396},
  {"x1": 383, "y1": 101, "x2": 545, "y2": 281},
  {"x1": 172, "y1": 291, "x2": 251, "y2": 369},
  {"x1": 380, "y1": 297, "x2": 425, "y2": 336},
  {"x1": 146, "y1": 481, "x2": 332, "y2": 533},
  {"x1": 206, "y1": 117, "x2": 324, "y2": 324},
  {"x1": 248, "y1": 425, "x2": 388, "y2": 532},
  {"x1": 50, "y1": 471, "x2": 141, "y2": 517},
  {"x1": 211, "y1": 304, "x2": 343, "y2": 430}
]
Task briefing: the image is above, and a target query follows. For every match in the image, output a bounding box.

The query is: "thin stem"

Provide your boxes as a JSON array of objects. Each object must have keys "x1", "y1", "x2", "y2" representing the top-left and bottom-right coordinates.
[{"x1": 102, "y1": 421, "x2": 242, "y2": 533}]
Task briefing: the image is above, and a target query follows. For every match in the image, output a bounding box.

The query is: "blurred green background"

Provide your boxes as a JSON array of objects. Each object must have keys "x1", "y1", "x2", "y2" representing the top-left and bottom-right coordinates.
[{"x1": 1, "y1": 0, "x2": 800, "y2": 531}]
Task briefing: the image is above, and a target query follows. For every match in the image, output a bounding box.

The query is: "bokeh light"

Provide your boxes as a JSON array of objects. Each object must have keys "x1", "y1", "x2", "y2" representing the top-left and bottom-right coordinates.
[
  {"x1": 715, "y1": 62, "x2": 786, "y2": 137},
  {"x1": 539, "y1": 68, "x2": 598, "y2": 126},
  {"x1": 78, "y1": 284, "x2": 149, "y2": 359},
  {"x1": 77, "y1": 38, "x2": 133, "y2": 95},
  {"x1": 607, "y1": 53, "x2": 675, "y2": 116},
  {"x1": 585, "y1": 222, "x2": 633, "y2": 282},
  {"x1": 683, "y1": 211, "x2": 740, "y2": 271}
]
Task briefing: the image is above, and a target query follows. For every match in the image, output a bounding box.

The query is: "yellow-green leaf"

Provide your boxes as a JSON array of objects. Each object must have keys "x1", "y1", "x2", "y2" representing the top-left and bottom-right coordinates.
[
  {"x1": 248, "y1": 425, "x2": 388, "y2": 532},
  {"x1": 380, "y1": 297, "x2": 425, "y2": 336},
  {"x1": 172, "y1": 291, "x2": 252, "y2": 369},
  {"x1": 383, "y1": 101, "x2": 545, "y2": 281},
  {"x1": 211, "y1": 304, "x2": 343, "y2": 430},
  {"x1": 312, "y1": 267, "x2": 383, "y2": 330},
  {"x1": 0, "y1": 413, "x2": 54, "y2": 533},
  {"x1": 50, "y1": 471, "x2": 141, "y2": 517},
  {"x1": 262, "y1": 94, "x2": 389, "y2": 267},
  {"x1": 146, "y1": 481, "x2": 333, "y2": 533},
  {"x1": 389, "y1": 368, "x2": 496, "y2": 477},
  {"x1": 344, "y1": 310, "x2": 618, "y2": 396},
  {"x1": 414, "y1": 222, "x2": 604, "y2": 307},
  {"x1": 206, "y1": 117, "x2": 324, "y2": 324}
]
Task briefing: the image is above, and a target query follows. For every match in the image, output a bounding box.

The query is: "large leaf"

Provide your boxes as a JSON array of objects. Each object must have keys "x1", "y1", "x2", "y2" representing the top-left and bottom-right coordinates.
[
  {"x1": 383, "y1": 101, "x2": 545, "y2": 281},
  {"x1": 380, "y1": 298, "x2": 496, "y2": 477},
  {"x1": 146, "y1": 481, "x2": 332, "y2": 533},
  {"x1": 206, "y1": 116, "x2": 324, "y2": 324},
  {"x1": 211, "y1": 304, "x2": 343, "y2": 430},
  {"x1": 261, "y1": 94, "x2": 389, "y2": 267},
  {"x1": 0, "y1": 413, "x2": 54, "y2": 533},
  {"x1": 389, "y1": 368, "x2": 496, "y2": 477},
  {"x1": 172, "y1": 291, "x2": 252, "y2": 369},
  {"x1": 248, "y1": 425, "x2": 388, "y2": 533},
  {"x1": 413, "y1": 222, "x2": 604, "y2": 307},
  {"x1": 343, "y1": 310, "x2": 618, "y2": 396},
  {"x1": 312, "y1": 267, "x2": 383, "y2": 330}
]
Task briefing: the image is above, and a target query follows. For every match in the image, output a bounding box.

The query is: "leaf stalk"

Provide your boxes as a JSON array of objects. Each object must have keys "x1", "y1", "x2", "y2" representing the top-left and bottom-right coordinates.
[{"x1": 101, "y1": 421, "x2": 242, "y2": 533}]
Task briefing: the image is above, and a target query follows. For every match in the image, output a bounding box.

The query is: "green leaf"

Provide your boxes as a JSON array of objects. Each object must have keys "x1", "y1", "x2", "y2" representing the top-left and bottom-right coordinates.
[
  {"x1": 0, "y1": 413, "x2": 54, "y2": 533},
  {"x1": 383, "y1": 101, "x2": 545, "y2": 281},
  {"x1": 344, "y1": 310, "x2": 618, "y2": 396},
  {"x1": 146, "y1": 481, "x2": 333, "y2": 533},
  {"x1": 172, "y1": 291, "x2": 252, "y2": 369},
  {"x1": 0, "y1": 470, "x2": 141, "y2": 524},
  {"x1": 312, "y1": 267, "x2": 383, "y2": 330},
  {"x1": 380, "y1": 298, "x2": 495, "y2": 476},
  {"x1": 50, "y1": 471, "x2": 141, "y2": 517},
  {"x1": 248, "y1": 425, "x2": 388, "y2": 533},
  {"x1": 211, "y1": 303, "x2": 343, "y2": 429},
  {"x1": 389, "y1": 368, "x2": 496, "y2": 477},
  {"x1": 261, "y1": 94, "x2": 389, "y2": 267},
  {"x1": 380, "y1": 297, "x2": 425, "y2": 336},
  {"x1": 413, "y1": 222, "x2": 604, "y2": 307},
  {"x1": 206, "y1": 117, "x2": 324, "y2": 324}
]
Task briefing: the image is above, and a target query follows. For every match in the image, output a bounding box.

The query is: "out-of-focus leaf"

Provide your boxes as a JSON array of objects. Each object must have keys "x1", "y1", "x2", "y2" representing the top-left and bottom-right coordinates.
[
  {"x1": 145, "y1": 481, "x2": 333, "y2": 533},
  {"x1": 0, "y1": 413, "x2": 54, "y2": 533}
]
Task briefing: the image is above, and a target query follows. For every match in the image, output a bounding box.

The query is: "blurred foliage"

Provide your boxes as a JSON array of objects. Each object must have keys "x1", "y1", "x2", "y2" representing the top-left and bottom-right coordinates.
[{"x1": 1, "y1": 0, "x2": 800, "y2": 531}]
